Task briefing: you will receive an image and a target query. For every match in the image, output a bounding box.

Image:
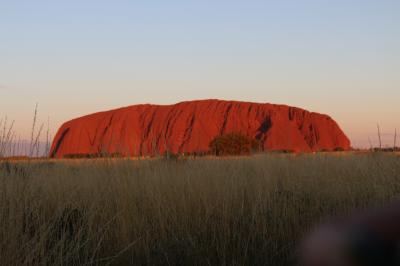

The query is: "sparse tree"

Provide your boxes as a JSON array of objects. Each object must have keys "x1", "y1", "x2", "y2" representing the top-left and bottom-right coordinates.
[{"x1": 209, "y1": 132, "x2": 260, "y2": 156}]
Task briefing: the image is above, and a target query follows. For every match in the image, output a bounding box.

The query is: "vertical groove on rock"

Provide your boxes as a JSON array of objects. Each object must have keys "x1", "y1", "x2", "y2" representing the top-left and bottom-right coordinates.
[
  {"x1": 98, "y1": 114, "x2": 115, "y2": 153},
  {"x1": 179, "y1": 113, "x2": 196, "y2": 153},
  {"x1": 220, "y1": 103, "x2": 233, "y2": 136}
]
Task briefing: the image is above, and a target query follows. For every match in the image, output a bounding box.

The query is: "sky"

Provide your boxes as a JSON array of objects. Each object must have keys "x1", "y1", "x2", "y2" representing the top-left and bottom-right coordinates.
[{"x1": 1, "y1": 0, "x2": 399, "y2": 148}]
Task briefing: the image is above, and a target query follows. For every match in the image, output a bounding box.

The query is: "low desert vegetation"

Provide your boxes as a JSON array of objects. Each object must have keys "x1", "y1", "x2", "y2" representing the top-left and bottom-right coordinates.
[
  {"x1": 0, "y1": 153, "x2": 399, "y2": 265},
  {"x1": 209, "y1": 132, "x2": 261, "y2": 156}
]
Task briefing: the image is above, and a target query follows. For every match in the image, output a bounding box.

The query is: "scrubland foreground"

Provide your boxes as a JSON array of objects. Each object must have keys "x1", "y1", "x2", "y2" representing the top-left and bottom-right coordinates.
[{"x1": 0, "y1": 153, "x2": 399, "y2": 266}]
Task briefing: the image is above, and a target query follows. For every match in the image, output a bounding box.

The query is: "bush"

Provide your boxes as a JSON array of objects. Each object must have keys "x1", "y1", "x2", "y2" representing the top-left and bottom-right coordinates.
[{"x1": 209, "y1": 132, "x2": 260, "y2": 156}]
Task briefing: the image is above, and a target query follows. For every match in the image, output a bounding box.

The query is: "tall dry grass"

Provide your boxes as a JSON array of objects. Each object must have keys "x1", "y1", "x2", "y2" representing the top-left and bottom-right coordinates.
[
  {"x1": 0, "y1": 153, "x2": 399, "y2": 265},
  {"x1": 1, "y1": 104, "x2": 51, "y2": 158},
  {"x1": 0, "y1": 117, "x2": 15, "y2": 157}
]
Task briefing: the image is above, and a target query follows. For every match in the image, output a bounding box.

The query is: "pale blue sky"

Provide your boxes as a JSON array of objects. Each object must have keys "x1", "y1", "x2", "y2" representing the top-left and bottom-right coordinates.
[{"x1": 1, "y1": 0, "x2": 399, "y2": 147}]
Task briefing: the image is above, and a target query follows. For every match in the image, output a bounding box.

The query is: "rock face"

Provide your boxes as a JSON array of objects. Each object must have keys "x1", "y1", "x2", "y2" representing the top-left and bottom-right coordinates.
[{"x1": 50, "y1": 99, "x2": 351, "y2": 158}]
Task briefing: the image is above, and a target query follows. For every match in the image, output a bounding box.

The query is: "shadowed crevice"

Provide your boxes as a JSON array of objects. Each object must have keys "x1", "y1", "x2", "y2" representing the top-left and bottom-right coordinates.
[{"x1": 256, "y1": 117, "x2": 272, "y2": 140}]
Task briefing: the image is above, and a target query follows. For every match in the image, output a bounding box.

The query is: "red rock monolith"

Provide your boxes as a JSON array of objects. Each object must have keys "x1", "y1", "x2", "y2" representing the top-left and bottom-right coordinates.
[{"x1": 50, "y1": 99, "x2": 351, "y2": 158}]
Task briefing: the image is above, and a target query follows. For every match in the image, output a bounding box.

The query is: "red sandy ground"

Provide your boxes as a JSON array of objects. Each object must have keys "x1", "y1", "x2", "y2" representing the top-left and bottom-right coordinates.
[{"x1": 50, "y1": 99, "x2": 351, "y2": 158}]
